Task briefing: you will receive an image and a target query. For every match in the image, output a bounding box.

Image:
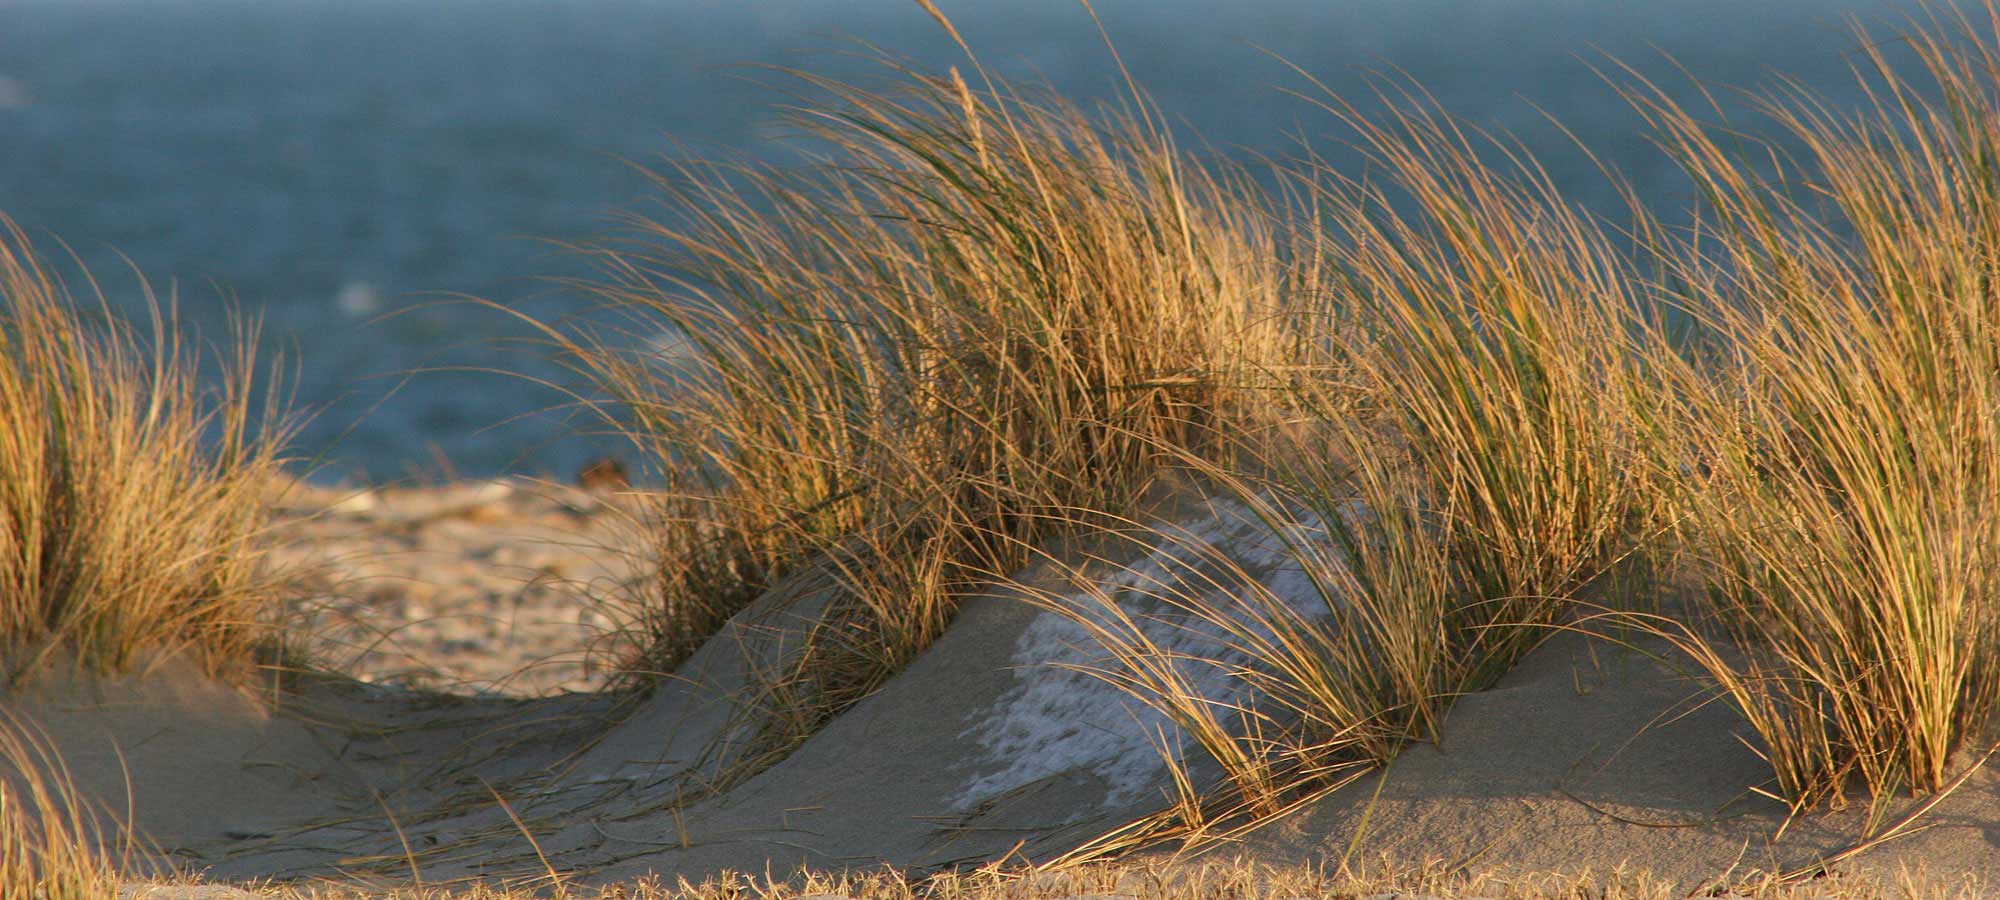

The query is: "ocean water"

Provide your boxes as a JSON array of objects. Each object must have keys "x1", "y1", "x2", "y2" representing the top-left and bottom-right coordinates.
[{"x1": 0, "y1": 0, "x2": 1910, "y2": 480}]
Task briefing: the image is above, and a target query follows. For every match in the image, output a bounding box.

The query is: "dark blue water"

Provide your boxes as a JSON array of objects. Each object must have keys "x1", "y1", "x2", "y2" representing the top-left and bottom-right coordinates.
[{"x1": 0, "y1": 0, "x2": 1913, "y2": 479}]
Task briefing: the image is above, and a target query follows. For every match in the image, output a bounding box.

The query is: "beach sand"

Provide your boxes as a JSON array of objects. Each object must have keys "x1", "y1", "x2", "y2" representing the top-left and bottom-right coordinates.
[
  {"x1": 6, "y1": 484, "x2": 1999, "y2": 895},
  {"x1": 264, "y1": 476, "x2": 648, "y2": 697}
]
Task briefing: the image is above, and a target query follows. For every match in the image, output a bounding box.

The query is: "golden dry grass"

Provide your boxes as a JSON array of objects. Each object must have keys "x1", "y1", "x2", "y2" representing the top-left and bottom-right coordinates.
[
  {"x1": 1602, "y1": 2, "x2": 2000, "y2": 811},
  {"x1": 0, "y1": 713, "x2": 134, "y2": 900},
  {"x1": 543, "y1": 36, "x2": 1319, "y2": 767},
  {"x1": 1000, "y1": 62, "x2": 1656, "y2": 841},
  {"x1": 0, "y1": 216, "x2": 298, "y2": 684},
  {"x1": 1000, "y1": 0, "x2": 2000, "y2": 836},
  {"x1": 530, "y1": 0, "x2": 2000, "y2": 836},
  {"x1": 29, "y1": 1, "x2": 2000, "y2": 895}
]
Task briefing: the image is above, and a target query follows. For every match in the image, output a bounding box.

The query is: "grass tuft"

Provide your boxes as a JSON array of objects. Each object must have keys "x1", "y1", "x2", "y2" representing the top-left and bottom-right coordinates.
[
  {"x1": 549, "y1": 44, "x2": 1316, "y2": 761},
  {"x1": 1615, "y1": 3, "x2": 2000, "y2": 810},
  {"x1": 0, "y1": 215, "x2": 299, "y2": 683},
  {"x1": 1017, "y1": 65, "x2": 1655, "y2": 837}
]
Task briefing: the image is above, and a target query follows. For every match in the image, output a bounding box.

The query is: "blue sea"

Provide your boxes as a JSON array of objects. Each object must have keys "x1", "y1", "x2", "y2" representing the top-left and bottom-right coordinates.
[{"x1": 0, "y1": 0, "x2": 1912, "y2": 480}]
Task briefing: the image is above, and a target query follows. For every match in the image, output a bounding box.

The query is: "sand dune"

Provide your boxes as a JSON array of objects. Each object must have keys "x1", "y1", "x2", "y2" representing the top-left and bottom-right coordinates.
[{"x1": 6, "y1": 485, "x2": 1999, "y2": 893}]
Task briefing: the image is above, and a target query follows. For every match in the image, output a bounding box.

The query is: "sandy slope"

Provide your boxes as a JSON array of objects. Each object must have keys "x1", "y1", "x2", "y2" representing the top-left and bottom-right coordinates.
[
  {"x1": 1236, "y1": 630, "x2": 2000, "y2": 888},
  {"x1": 7, "y1": 485, "x2": 2000, "y2": 891}
]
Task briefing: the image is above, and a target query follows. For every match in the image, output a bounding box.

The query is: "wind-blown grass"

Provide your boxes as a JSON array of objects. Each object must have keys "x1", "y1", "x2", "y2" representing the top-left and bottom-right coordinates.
[
  {"x1": 0, "y1": 714, "x2": 131, "y2": 899},
  {"x1": 551, "y1": 43, "x2": 1316, "y2": 750},
  {"x1": 1607, "y1": 7, "x2": 2000, "y2": 810},
  {"x1": 1016, "y1": 65, "x2": 1656, "y2": 841},
  {"x1": 1291, "y1": 70, "x2": 1656, "y2": 651},
  {"x1": 534, "y1": 0, "x2": 2000, "y2": 839},
  {"x1": 0, "y1": 216, "x2": 297, "y2": 683},
  {"x1": 18, "y1": 4, "x2": 2000, "y2": 890},
  {"x1": 1003, "y1": 427, "x2": 1452, "y2": 836},
  {"x1": 546, "y1": 4, "x2": 1658, "y2": 839}
]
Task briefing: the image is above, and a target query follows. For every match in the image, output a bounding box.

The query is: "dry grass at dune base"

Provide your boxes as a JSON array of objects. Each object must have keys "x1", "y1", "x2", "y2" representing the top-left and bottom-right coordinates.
[
  {"x1": 0, "y1": 214, "x2": 297, "y2": 896},
  {"x1": 0, "y1": 716, "x2": 128, "y2": 900},
  {"x1": 1019, "y1": 58, "x2": 1659, "y2": 843},
  {"x1": 1600, "y1": 2, "x2": 2000, "y2": 813},
  {"x1": 0, "y1": 215, "x2": 298, "y2": 685},
  {"x1": 542, "y1": 10, "x2": 1318, "y2": 781},
  {"x1": 113, "y1": 859, "x2": 1994, "y2": 900},
  {"x1": 1005, "y1": 0, "x2": 2000, "y2": 848},
  {"x1": 33, "y1": 3, "x2": 2000, "y2": 899},
  {"x1": 524, "y1": 0, "x2": 2000, "y2": 873}
]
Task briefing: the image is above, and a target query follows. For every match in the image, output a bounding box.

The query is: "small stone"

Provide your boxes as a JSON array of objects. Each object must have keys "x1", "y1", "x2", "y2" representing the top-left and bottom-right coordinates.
[{"x1": 578, "y1": 456, "x2": 631, "y2": 490}]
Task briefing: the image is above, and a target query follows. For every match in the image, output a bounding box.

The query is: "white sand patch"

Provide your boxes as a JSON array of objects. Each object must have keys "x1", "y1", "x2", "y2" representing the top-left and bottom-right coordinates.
[{"x1": 956, "y1": 496, "x2": 1343, "y2": 810}]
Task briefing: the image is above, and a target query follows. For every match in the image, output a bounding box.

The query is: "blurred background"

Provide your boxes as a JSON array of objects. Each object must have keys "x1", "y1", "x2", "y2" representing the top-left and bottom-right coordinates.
[{"x1": 0, "y1": 0, "x2": 1916, "y2": 480}]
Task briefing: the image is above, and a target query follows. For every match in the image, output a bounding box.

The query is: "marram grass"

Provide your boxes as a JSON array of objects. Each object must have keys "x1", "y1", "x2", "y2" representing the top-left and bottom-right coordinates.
[
  {"x1": 548, "y1": 41, "x2": 1322, "y2": 762},
  {"x1": 1011, "y1": 65, "x2": 1657, "y2": 836},
  {"x1": 18, "y1": 10, "x2": 2000, "y2": 898},
  {"x1": 0, "y1": 216, "x2": 297, "y2": 683},
  {"x1": 0, "y1": 713, "x2": 132, "y2": 900},
  {"x1": 110, "y1": 858, "x2": 1998, "y2": 899},
  {"x1": 547, "y1": 1, "x2": 2000, "y2": 827},
  {"x1": 1615, "y1": 2, "x2": 2000, "y2": 810}
]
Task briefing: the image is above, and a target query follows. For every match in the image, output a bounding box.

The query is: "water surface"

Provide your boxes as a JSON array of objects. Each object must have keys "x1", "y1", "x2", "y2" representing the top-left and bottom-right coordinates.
[{"x1": 0, "y1": 0, "x2": 1914, "y2": 478}]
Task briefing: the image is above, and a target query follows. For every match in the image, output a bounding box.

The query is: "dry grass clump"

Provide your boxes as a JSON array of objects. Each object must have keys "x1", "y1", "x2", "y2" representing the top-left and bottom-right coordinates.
[
  {"x1": 1610, "y1": 6, "x2": 2000, "y2": 811},
  {"x1": 1050, "y1": 0, "x2": 2000, "y2": 835},
  {"x1": 1018, "y1": 69, "x2": 1654, "y2": 834},
  {"x1": 539, "y1": 0, "x2": 2000, "y2": 851},
  {"x1": 554, "y1": 33, "x2": 1310, "y2": 741},
  {"x1": 0, "y1": 715, "x2": 131, "y2": 900},
  {"x1": 1289, "y1": 70, "x2": 1654, "y2": 680},
  {"x1": 0, "y1": 216, "x2": 297, "y2": 683}
]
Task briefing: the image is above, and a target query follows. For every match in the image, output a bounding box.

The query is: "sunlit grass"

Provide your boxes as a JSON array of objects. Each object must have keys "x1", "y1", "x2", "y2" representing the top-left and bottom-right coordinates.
[
  {"x1": 546, "y1": 37, "x2": 1320, "y2": 764},
  {"x1": 1011, "y1": 61, "x2": 1656, "y2": 840},
  {"x1": 3, "y1": 3, "x2": 1980, "y2": 886},
  {"x1": 0, "y1": 216, "x2": 298, "y2": 683},
  {"x1": 1289, "y1": 66, "x2": 1656, "y2": 682},
  {"x1": 0, "y1": 713, "x2": 135, "y2": 900},
  {"x1": 1606, "y1": 3, "x2": 2000, "y2": 811},
  {"x1": 115, "y1": 856, "x2": 1994, "y2": 899}
]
